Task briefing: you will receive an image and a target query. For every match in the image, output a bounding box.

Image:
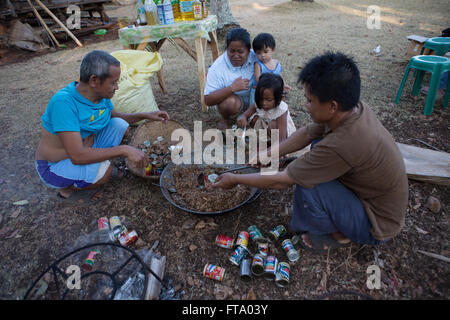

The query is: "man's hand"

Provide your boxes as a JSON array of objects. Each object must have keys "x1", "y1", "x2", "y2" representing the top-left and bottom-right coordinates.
[
  {"x1": 147, "y1": 111, "x2": 170, "y2": 123},
  {"x1": 124, "y1": 145, "x2": 149, "y2": 168},
  {"x1": 231, "y1": 77, "x2": 249, "y2": 93},
  {"x1": 209, "y1": 173, "x2": 238, "y2": 190}
]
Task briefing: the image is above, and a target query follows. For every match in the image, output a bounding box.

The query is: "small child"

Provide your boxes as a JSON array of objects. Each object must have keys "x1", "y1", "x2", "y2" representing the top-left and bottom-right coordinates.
[
  {"x1": 237, "y1": 73, "x2": 296, "y2": 144},
  {"x1": 250, "y1": 33, "x2": 291, "y2": 108}
]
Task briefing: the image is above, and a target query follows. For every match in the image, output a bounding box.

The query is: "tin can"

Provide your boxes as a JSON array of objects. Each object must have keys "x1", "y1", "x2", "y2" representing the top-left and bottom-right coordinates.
[
  {"x1": 98, "y1": 217, "x2": 110, "y2": 242},
  {"x1": 235, "y1": 231, "x2": 249, "y2": 249},
  {"x1": 281, "y1": 239, "x2": 300, "y2": 263},
  {"x1": 275, "y1": 262, "x2": 290, "y2": 287},
  {"x1": 215, "y1": 234, "x2": 234, "y2": 249},
  {"x1": 145, "y1": 164, "x2": 153, "y2": 176},
  {"x1": 263, "y1": 256, "x2": 278, "y2": 281},
  {"x1": 248, "y1": 225, "x2": 265, "y2": 243},
  {"x1": 81, "y1": 249, "x2": 101, "y2": 272},
  {"x1": 251, "y1": 253, "x2": 265, "y2": 276},
  {"x1": 269, "y1": 225, "x2": 287, "y2": 242},
  {"x1": 118, "y1": 230, "x2": 138, "y2": 246},
  {"x1": 153, "y1": 161, "x2": 163, "y2": 176},
  {"x1": 203, "y1": 264, "x2": 225, "y2": 281},
  {"x1": 240, "y1": 259, "x2": 252, "y2": 282},
  {"x1": 257, "y1": 242, "x2": 269, "y2": 256},
  {"x1": 229, "y1": 245, "x2": 248, "y2": 266},
  {"x1": 109, "y1": 216, "x2": 127, "y2": 241}
]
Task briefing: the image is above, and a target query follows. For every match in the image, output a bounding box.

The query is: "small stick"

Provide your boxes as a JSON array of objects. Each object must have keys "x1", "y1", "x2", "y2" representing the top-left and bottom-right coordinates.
[
  {"x1": 413, "y1": 138, "x2": 443, "y2": 152},
  {"x1": 417, "y1": 250, "x2": 450, "y2": 263},
  {"x1": 34, "y1": 0, "x2": 83, "y2": 47}
]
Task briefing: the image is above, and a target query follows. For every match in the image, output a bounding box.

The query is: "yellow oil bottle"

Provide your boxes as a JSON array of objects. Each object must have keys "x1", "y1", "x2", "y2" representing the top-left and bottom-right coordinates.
[
  {"x1": 171, "y1": 0, "x2": 182, "y2": 22},
  {"x1": 180, "y1": 0, "x2": 194, "y2": 20}
]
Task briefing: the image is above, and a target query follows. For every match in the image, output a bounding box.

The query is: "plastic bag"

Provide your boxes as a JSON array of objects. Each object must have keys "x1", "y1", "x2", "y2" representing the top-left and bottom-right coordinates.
[{"x1": 110, "y1": 50, "x2": 163, "y2": 125}]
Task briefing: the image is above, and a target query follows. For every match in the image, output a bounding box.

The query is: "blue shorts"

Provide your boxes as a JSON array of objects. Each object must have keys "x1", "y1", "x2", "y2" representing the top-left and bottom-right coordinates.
[{"x1": 35, "y1": 117, "x2": 129, "y2": 189}]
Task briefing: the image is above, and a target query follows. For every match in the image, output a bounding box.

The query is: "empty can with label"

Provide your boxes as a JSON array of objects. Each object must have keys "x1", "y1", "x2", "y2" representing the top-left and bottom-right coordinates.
[
  {"x1": 251, "y1": 253, "x2": 265, "y2": 276},
  {"x1": 98, "y1": 217, "x2": 110, "y2": 242},
  {"x1": 203, "y1": 264, "x2": 225, "y2": 281},
  {"x1": 263, "y1": 255, "x2": 278, "y2": 281},
  {"x1": 248, "y1": 225, "x2": 266, "y2": 243},
  {"x1": 257, "y1": 242, "x2": 269, "y2": 256},
  {"x1": 215, "y1": 234, "x2": 234, "y2": 249},
  {"x1": 275, "y1": 262, "x2": 290, "y2": 287},
  {"x1": 240, "y1": 259, "x2": 252, "y2": 282},
  {"x1": 282, "y1": 239, "x2": 300, "y2": 263},
  {"x1": 229, "y1": 245, "x2": 248, "y2": 266},
  {"x1": 81, "y1": 249, "x2": 101, "y2": 272},
  {"x1": 235, "y1": 231, "x2": 249, "y2": 249},
  {"x1": 269, "y1": 225, "x2": 287, "y2": 242}
]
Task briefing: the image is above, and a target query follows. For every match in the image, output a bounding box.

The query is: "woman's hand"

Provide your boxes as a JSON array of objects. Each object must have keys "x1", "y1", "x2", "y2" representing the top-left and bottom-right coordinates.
[
  {"x1": 231, "y1": 77, "x2": 249, "y2": 93},
  {"x1": 209, "y1": 173, "x2": 238, "y2": 190},
  {"x1": 236, "y1": 114, "x2": 248, "y2": 128},
  {"x1": 147, "y1": 111, "x2": 170, "y2": 123}
]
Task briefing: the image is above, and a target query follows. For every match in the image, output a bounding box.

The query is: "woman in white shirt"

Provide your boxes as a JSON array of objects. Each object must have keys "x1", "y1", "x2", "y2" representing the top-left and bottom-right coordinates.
[{"x1": 204, "y1": 28, "x2": 257, "y2": 130}]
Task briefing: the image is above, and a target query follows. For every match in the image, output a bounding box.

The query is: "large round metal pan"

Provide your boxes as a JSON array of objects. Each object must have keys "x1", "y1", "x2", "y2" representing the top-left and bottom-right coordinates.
[{"x1": 159, "y1": 161, "x2": 262, "y2": 215}]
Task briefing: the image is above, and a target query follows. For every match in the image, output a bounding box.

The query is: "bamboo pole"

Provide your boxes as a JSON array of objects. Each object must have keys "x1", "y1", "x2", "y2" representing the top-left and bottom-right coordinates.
[
  {"x1": 26, "y1": 0, "x2": 61, "y2": 47},
  {"x1": 33, "y1": 0, "x2": 83, "y2": 47}
]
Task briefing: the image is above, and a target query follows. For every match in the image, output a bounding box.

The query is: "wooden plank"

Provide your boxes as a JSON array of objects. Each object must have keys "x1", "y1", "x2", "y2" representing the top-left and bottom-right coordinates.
[
  {"x1": 26, "y1": 0, "x2": 61, "y2": 47},
  {"x1": 145, "y1": 255, "x2": 166, "y2": 300},
  {"x1": 173, "y1": 38, "x2": 197, "y2": 62},
  {"x1": 208, "y1": 30, "x2": 220, "y2": 61},
  {"x1": 195, "y1": 37, "x2": 207, "y2": 112},
  {"x1": 397, "y1": 142, "x2": 450, "y2": 185}
]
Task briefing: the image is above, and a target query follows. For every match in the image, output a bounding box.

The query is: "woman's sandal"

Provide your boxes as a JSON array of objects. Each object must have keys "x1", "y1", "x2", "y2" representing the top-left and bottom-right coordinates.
[{"x1": 55, "y1": 189, "x2": 102, "y2": 206}]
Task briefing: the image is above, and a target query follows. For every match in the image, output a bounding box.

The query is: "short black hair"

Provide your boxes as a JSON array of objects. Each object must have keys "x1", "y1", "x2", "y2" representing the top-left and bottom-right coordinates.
[
  {"x1": 252, "y1": 33, "x2": 276, "y2": 52},
  {"x1": 255, "y1": 73, "x2": 284, "y2": 109},
  {"x1": 80, "y1": 50, "x2": 120, "y2": 83},
  {"x1": 298, "y1": 52, "x2": 360, "y2": 111},
  {"x1": 226, "y1": 28, "x2": 251, "y2": 51}
]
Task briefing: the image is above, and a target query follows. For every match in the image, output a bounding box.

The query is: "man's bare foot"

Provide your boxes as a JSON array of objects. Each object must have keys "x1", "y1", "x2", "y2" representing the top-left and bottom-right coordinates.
[
  {"x1": 58, "y1": 187, "x2": 74, "y2": 199},
  {"x1": 301, "y1": 232, "x2": 350, "y2": 251},
  {"x1": 331, "y1": 231, "x2": 351, "y2": 244},
  {"x1": 217, "y1": 119, "x2": 228, "y2": 131}
]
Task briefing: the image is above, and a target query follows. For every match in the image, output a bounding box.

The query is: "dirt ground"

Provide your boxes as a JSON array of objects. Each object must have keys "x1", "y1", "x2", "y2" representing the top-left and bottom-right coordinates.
[{"x1": 0, "y1": 0, "x2": 449, "y2": 300}]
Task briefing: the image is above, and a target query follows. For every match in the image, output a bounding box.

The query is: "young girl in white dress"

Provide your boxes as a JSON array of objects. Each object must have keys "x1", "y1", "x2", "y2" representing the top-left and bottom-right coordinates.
[{"x1": 237, "y1": 73, "x2": 296, "y2": 145}]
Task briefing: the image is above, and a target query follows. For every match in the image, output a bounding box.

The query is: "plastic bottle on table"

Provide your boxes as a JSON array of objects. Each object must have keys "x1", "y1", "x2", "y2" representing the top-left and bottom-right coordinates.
[
  {"x1": 179, "y1": 0, "x2": 194, "y2": 20},
  {"x1": 193, "y1": 0, "x2": 202, "y2": 20},
  {"x1": 171, "y1": 0, "x2": 182, "y2": 22},
  {"x1": 163, "y1": 0, "x2": 175, "y2": 24},
  {"x1": 200, "y1": 0, "x2": 208, "y2": 18},
  {"x1": 144, "y1": 0, "x2": 158, "y2": 25},
  {"x1": 137, "y1": 3, "x2": 147, "y2": 25}
]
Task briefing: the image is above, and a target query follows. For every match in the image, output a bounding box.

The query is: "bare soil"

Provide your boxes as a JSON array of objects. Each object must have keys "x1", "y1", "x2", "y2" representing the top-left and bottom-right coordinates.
[{"x1": 0, "y1": 0, "x2": 449, "y2": 300}]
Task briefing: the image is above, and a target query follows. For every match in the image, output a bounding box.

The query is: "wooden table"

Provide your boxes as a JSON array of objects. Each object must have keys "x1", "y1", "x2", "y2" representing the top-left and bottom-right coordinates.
[{"x1": 118, "y1": 15, "x2": 220, "y2": 112}]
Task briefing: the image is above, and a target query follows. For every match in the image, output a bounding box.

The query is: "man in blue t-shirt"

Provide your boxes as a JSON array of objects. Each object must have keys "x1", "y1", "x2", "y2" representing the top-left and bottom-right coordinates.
[{"x1": 35, "y1": 50, "x2": 170, "y2": 203}]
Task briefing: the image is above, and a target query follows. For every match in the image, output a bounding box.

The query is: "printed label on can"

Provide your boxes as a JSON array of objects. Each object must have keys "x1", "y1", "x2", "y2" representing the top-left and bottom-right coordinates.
[
  {"x1": 203, "y1": 264, "x2": 225, "y2": 281},
  {"x1": 248, "y1": 225, "x2": 264, "y2": 242},
  {"x1": 282, "y1": 239, "x2": 300, "y2": 262},
  {"x1": 215, "y1": 234, "x2": 234, "y2": 249},
  {"x1": 119, "y1": 230, "x2": 138, "y2": 246},
  {"x1": 109, "y1": 216, "x2": 122, "y2": 230},
  {"x1": 229, "y1": 245, "x2": 248, "y2": 266},
  {"x1": 275, "y1": 262, "x2": 290, "y2": 287},
  {"x1": 251, "y1": 254, "x2": 265, "y2": 276},
  {"x1": 269, "y1": 225, "x2": 286, "y2": 241},
  {"x1": 180, "y1": 0, "x2": 194, "y2": 13},
  {"x1": 235, "y1": 231, "x2": 249, "y2": 248},
  {"x1": 263, "y1": 256, "x2": 278, "y2": 280},
  {"x1": 98, "y1": 217, "x2": 109, "y2": 232},
  {"x1": 82, "y1": 249, "x2": 101, "y2": 272},
  {"x1": 257, "y1": 242, "x2": 269, "y2": 256}
]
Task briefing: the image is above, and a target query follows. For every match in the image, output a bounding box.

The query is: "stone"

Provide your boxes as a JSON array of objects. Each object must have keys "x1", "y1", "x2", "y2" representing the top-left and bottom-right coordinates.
[{"x1": 425, "y1": 196, "x2": 441, "y2": 213}]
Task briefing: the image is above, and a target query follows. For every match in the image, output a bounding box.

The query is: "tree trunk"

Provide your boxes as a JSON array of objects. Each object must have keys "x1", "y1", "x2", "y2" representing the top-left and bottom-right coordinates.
[{"x1": 210, "y1": 0, "x2": 240, "y2": 39}]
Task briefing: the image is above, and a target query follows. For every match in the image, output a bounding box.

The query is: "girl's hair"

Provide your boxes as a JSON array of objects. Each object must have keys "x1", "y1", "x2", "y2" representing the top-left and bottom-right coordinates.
[
  {"x1": 255, "y1": 73, "x2": 284, "y2": 108},
  {"x1": 252, "y1": 33, "x2": 276, "y2": 52},
  {"x1": 226, "y1": 28, "x2": 251, "y2": 51},
  {"x1": 298, "y1": 51, "x2": 360, "y2": 111}
]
